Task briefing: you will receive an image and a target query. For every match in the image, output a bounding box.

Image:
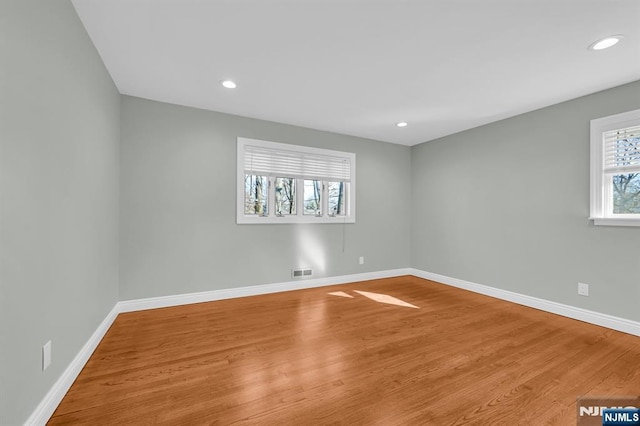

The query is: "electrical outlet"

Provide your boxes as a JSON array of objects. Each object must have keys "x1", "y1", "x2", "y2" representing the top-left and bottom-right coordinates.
[
  {"x1": 359, "y1": 256, "x2": 364, "y2": 265},
  {"x1": 42, "y1": 341, "x2": 52, "y2": 371},
  {"x1": 578, "y1": 282, "x2": 589, "y2": 297}
]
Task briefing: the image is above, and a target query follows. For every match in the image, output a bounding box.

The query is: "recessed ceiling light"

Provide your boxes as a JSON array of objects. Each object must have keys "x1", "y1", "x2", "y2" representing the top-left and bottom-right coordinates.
[
  {"x1": 221, "y1": 80, "x2": 237, "y2": 89},
  {"x1": 396, "y1": 122, "x2": 408, "y2": 128},
  {"x1": 589, "y1": 35, "x2": 623, "y2": 51}
]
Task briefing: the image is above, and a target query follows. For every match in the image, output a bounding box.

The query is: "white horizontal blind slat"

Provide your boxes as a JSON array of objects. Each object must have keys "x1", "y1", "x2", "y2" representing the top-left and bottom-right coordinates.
[
  {"x1": 244, "y1": 144, "x2": 351, "y2": 182},
  {"x1": 603, "y1": 125, "x2": 640, "y2": 174}
]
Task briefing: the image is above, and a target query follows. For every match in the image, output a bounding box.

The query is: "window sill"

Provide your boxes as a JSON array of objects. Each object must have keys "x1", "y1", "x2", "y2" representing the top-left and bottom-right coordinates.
[
  {"x1": 590, "y1": 217, "x2": 640, "y2": 227},
  {"x1": 237, "y1": 215, "x2": 355, "y2": 225}
]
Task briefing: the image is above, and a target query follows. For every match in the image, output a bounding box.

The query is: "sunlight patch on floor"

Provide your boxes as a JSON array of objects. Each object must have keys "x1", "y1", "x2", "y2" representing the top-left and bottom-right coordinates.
[
  {"x1": 353, "y1": 290, "x2": 419, "y2": 309},
  {"x1": 328, "y1": 291, "x2": 354, "y2": 298}
]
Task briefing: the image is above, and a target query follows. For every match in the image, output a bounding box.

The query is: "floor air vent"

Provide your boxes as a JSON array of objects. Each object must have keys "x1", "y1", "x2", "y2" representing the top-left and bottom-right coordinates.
[{"x1": 292, "y1": 268, "x2": 312, "y2": 278}]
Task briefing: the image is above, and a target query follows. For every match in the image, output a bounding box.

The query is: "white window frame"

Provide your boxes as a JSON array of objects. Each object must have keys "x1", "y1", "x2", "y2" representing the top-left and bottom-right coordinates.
[
  {"x1": 590, "y1": 108, "x2": 640, "y2": 227},
  {"x1": 237, "y1": 137, "x2": 356, "y2": 224}
]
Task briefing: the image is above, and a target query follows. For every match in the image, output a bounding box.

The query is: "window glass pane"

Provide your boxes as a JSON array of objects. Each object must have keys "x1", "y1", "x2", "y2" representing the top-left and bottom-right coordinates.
[
  {"x1": 244, "y1": 174, "x2": 268, "y2": 215},
  {"x1": 303, "y1": 180, "x2": 321, "y2": 215},
  {"x1": 327, "y1": 181, "x2": 346, "y2": 216},
  {"x1": 274, "y1": 177, "x2": 296, "y2": 216},
  {"x1": 613, "y1": 173, "x2": 640, "y2": 214}
]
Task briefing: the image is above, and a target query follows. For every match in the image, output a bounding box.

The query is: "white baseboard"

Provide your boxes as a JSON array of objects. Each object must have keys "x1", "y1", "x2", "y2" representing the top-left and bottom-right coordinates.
[
  {"x1": 24, "y1": 304, "x2": 121, "y2": 426},
  {"x1": 117, "y1": 268, "x2": 413, "y2": 313},
  {"x1": 409, "y1": 268, "x2": 640, "y2": 337}
]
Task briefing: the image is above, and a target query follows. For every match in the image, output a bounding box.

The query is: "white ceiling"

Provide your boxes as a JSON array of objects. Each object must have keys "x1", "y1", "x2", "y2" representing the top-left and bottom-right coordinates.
[{"x1": 71, "y1": 0, "x2": 640, "y2": 146}]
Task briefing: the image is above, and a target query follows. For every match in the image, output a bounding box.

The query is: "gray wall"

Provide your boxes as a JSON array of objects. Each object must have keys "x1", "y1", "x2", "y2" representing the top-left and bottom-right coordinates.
[
  {"x1": 0, "y1": 1, "x2": 120, "y2": 424},
  {"x1": 411, "y1": 80, "x2": 640, "y2": 322},
  {"x1": 119, "y1": 96, "x2": 411, "y2": 300}
]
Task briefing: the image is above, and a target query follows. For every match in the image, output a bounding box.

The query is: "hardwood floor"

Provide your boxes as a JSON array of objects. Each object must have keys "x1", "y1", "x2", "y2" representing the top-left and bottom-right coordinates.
[{"x1": 49, "y1": 276, "x2": 640, "y2": 425}]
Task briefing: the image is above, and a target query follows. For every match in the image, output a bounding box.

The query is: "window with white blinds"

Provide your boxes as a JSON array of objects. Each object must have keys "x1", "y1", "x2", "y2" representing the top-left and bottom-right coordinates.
[
  {"x1": 590, "y1": 109, "x2": 640, "y2": 226},
  {"x1": 237, "y1": 137, "x2": 356, "y2": 224}
]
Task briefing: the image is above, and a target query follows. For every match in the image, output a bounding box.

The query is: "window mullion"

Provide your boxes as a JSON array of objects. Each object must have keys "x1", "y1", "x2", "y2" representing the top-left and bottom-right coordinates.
[
  {"x1": 345, "y1": 182, "x2": 350, "y2": 216},
  {"x1": 296, "y1": 178, "x2": 303, "y2": 217},
  {"x1": 268, "y1": 177, "x2": 274, "y2": 217},
  {"x1": 322, "y1": 181, "x2": 328, "y2": 218}
]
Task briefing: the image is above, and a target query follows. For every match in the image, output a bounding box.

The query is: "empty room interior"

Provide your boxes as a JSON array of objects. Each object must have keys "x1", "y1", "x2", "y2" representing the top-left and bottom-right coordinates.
[{"x1": 2, "y1": 0, "x2": 640, "y2": 425}]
